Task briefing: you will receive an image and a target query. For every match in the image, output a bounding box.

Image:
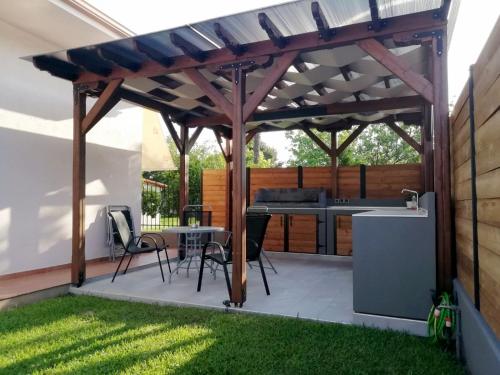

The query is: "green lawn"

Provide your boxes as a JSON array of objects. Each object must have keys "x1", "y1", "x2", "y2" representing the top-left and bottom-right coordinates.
[{"x1": 0, "y1": 296, "x2": 464, "y2": 375}]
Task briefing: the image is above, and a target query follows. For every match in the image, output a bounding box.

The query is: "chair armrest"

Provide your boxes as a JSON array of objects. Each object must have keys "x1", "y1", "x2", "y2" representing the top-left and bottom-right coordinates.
[
  {"x1": 203, "y1": 241, "x2": 228, "y2": 262},
  {"x1": 141, "y1": 233, "x2": 167, "y2": 249},
  {"x1": 138, "y1": 234, "x2": 162, "y2": 250}
]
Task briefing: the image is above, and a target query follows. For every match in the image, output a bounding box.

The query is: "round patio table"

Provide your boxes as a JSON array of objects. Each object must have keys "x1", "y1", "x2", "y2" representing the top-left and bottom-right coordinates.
[{"x1": 163, "y1": 226, "x2": 224, "y2": 282}]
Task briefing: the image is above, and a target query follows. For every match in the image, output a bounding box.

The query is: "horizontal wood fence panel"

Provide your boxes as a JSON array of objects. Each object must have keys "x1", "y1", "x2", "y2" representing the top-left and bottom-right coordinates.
[
  {"x1": 204, "y1": 163, "x2": 422, "y2": 256},
  {"x1": 450, "y1": 18, "x2": 500, "y2": 336}
]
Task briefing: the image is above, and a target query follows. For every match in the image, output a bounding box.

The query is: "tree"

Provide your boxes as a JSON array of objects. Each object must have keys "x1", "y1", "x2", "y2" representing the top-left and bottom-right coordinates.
[
  {"x1": 143, "y1": 133, "x2": 280, "y2": 210},
  {"x1": 286, "y1": 123, "x2": 421, "y2": 166},
  {"x1": 286, "y1": 129, "x2": 359, "y2": 166},
  {"x1": 141, "y1": 189, "x2": 161, "y2": 217}
]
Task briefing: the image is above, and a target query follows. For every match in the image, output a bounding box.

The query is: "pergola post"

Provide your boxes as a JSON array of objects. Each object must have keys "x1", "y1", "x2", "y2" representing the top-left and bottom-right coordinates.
[
  {"x1": 431, "y1": 29, "x2": 452, "y2": 291},
  {"x1": 225, "y1": 139, "x2": 233, "y2": 231},
  {"x1": 331, "y1": 130, "x2": 338, "y2": 198},
  {"x1": 179, "y1": 126, "x2": 189, "y2": 220},
  {"x1": 231, "y1": 67, "x2": 247, "y2": 305},
  {"x1": 423, "y1": 104, "x2": 434, "y2": 192},
  {"x1": 72, "y1": 85, "x2": 86, "y2": 286}
]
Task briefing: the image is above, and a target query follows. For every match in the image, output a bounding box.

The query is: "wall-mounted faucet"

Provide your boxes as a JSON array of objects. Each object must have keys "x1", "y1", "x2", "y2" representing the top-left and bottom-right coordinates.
[{"x1": 401, "y1": 189, "x2": 419, "y2": 209}]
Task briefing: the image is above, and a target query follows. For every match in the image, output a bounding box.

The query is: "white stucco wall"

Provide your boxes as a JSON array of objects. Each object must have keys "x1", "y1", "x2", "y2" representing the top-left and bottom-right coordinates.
[{"x1": 0, "y1": 18, "x2": 142, "y2": 275}]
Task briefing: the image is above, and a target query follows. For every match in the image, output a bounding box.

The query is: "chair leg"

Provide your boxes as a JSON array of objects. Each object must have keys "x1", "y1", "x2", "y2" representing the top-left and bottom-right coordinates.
[
  {"x1": 258, "y1": 257, "x2": 270, "y2": 295},
  {"x1": 197, "y1": 255, "x2": 206, "y2": 292},
  {"x1": 222, "y1": 263, "x2": 232, "y2": 299},
  {"x1": 164, "y1": 249, "x2": 171, "y2": 273},
  {"x1": 157, "y1": 251, "x2": 165, "y2": 282},
  {"x1": 111, "y1": 252, "x2": 127, "y2": 283},
  {"x1": 123, "y1": 253, "x2": 134, "y2": 274},
  {"x1": 262, "y1": 250, "x2": 278, "y2": 274}
]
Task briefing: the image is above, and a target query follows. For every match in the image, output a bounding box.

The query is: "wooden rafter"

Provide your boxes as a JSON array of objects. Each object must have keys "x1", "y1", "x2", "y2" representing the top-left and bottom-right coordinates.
[
  {"x1": 357, "y1": 38, "x2": 434, "y2": 104},
  {"x1": 171, "y1": 32, "x2": 208, "y2": 62},
  {"x1": 387, "y1": 121, "x2": 423, "y2": 154},
  {"x1": 339, "y1": 65, "x2": 361, "y2": 102},
  {"x1": 336, "y1": 124, "x2": 368, "y2": 156},
  {"x1": 98, "y1": 44, "x2": 142, "y2": 72},
  {"x1": 73, "y1": 10, "x2": 445, "y2": 84},
  {"x1": 68, "y1": 48, "x2": 113, "y2": 77},
  {"x1": 258, "y1": 13, "x2": 287, "y2": 48},
  {"x1": 135, "y1": 37, "x2": 173, "y2": 67},
  {"x1": 242, "y1": 50, "x2": 299, "y2": 122},
  {"x1": 82, "y1": 79, "x2": 123, "y2": 134},
  {"x1": 214, "y1": 23, "x2": 246, "y2": 56},
  {"x1": 300, "y1": 126, "x2": 332, "y2": 156},
  {"x1": 183, "y1": 68, "x2": 234, "y2": 120},
  {"x1": 311, "y1": 1, "x2": 335, "y2": 41}
]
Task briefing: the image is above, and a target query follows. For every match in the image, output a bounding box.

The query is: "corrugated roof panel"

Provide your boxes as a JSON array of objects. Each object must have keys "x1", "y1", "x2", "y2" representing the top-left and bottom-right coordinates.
[
  {"x1": 377, "y1": 0, "x2": 443, "y2": 18},
  {"x1": 191, "y1": 0, "x2": 372, "y2": 46}
]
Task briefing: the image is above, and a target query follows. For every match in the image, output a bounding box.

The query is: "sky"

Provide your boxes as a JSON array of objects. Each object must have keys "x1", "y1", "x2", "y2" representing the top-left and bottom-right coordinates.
[{"x1": 87, "y1": 0, "x2": 500, "y2": 163}]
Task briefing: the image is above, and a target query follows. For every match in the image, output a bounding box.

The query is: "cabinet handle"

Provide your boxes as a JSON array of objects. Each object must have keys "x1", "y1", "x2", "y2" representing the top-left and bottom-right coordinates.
[{"x1": 280, "y1": 216, "x2": 283, "y2": 227}]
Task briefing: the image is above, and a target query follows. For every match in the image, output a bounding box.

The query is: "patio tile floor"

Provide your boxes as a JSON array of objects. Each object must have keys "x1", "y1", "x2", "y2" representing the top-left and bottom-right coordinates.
[{"x1": 71, "y1": 252, "x2": 354, "y2": 324}]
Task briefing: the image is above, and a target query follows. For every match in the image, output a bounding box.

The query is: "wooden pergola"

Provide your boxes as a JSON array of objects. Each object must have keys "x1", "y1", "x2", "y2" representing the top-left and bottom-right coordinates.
[{"x1": 31, "y1": 0, "x2": 453, "y2": 305}]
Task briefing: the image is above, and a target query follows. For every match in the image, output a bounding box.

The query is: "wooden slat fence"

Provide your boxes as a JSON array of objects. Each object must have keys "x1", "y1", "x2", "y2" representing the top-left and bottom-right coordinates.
[
  {"x1": 450, "y1": 19, "x2": 500, "y2": 336},
  {"x1": 203, "y1": 163, "x2": 422, "y2": 255}
]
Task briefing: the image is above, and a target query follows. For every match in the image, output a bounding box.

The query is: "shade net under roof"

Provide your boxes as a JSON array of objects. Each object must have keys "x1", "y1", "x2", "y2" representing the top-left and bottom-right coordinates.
[{"x1": 28, "y1": 0, "x2": 449, "y2": 131}]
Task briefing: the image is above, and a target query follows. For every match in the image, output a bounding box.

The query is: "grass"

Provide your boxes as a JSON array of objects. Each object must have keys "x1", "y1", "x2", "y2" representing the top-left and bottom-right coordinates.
[{"x1": 0, "y1": 296, "x2": 464, "y2": 375}]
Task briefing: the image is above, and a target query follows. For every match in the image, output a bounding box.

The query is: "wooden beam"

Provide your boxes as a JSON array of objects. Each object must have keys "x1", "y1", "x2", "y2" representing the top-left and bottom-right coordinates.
[
  {"x1": 134, "y1": 37, "x2": 174, "y2": 67},
  {"x1": 81, "y1": 79, "x2": 123, "y2": 134},
  {"x1": 98, "y1": 44, "x2": 142, "y2": 72},
  {"x1": 179, "y1": 126, "x2": 189, "y2": 217},
  {"x1": 170, "y1": 32, "x2": 207, "y2": 62},
  {"x1": 242, "y1": 51, "x2": 299, "y2": 122},
  {"x1": 387, "y1": 121, "x2": 423, "y2": 154},
  {"x1": 231, "y1": 67, "x2": 247, "y2": 305},
  {"x1": 340, "y1": 65, "x2": 361, "y2": 102},
  {"x1": 214, "y1": 130, "x2": 230, "y2": 162},
  {"x1": 301, "y1": 126, "x2": 333, "y2": 156},
  {"x1": 214, "y1": 23, "x2": 246, "y2": 56},
  {"x1": 258, "y1": 13, "x2": 287, "y2": 48},
  {"x1": 311, "y1": 2, "x2": 336, "y2": 41},
  {"x1": 431, "y1": 30, "x2": 452, "y2": 291},
  {"x1": 73, "y1": 10, "x2": 445, "y2": 84},
  {"x1": 72, "y1": 86, "x2": 86, "y2": 286},
  {"x1": 225, "y1": 139, "x2": 233, "y2": 231},
  {"x1": 422, "y1": 104, "x2": 433, "y2": 191},
  {"x1": 32, "y1": 56, "x2": 81, "y2": 81},
  {"x1": 161, "y1": 112, "x2": 182, "y2": 152},
  {"x1": 119, "y1": 87, "x2": 183, "y2": 115},
  {"x1": 183, "y1": 68, "x2": 234, "y2": 120},
  {"x1": 246, "y1": 128, "x2": 259, "y2": 145},
  {"x1": 187, "y1": 127, "x2": 203, "y2": 152},
  {"x1": 331, "y1": 130, "x2": 338, "y2": 198},
  {"x1": 357, "y1": 38, "x2": 434, "y2": 104},
  {"x1": 368, "y1": 0, "x2": 385, "y2": 32},
  {"x1": 187, "y1": 95, "x2": 424, "y2": 127},
  {"x1": 68, "y1": 48, "x2": 113, "y2": 77},
  {"x1": 337, "y1": 124, "x2": 368, "y2": 156}
]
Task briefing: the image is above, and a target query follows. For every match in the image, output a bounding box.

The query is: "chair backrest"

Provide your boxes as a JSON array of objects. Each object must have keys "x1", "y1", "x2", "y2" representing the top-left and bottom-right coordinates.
[
  {"x1": 109, "y1": 211, "x2": 134, "y2": 249},
  {"x1": 246, "y1": 213, "x2": 272, "y2": 261}
]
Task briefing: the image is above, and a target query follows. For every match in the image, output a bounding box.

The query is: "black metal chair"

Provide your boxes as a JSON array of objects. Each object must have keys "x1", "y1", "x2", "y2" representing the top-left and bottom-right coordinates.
[
  {"x1": 109, "y1": 210, "x2": 171, "y2": 282},
  {"x1": 197, "y1": 213, "x2": 272, "y2": 299}
]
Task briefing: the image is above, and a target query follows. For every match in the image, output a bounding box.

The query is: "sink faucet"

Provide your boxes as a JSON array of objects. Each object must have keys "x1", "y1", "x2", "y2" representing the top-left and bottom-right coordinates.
[{"x1": 401, "y1": 189, "x2": 419, "y2": 209}]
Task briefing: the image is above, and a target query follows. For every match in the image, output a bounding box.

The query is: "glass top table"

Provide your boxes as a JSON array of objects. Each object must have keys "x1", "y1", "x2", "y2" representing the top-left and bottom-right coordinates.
[{"x1": 163, "y1": 226, "x2": 224, "y2": 282}]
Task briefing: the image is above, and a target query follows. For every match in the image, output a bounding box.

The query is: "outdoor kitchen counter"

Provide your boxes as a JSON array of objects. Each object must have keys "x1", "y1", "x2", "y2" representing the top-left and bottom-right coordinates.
[{"x1": 352, "y1": 192, "x2": 436, "y2": 321}]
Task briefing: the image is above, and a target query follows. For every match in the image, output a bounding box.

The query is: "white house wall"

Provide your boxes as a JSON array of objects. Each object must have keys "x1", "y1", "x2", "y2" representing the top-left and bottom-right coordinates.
[{"x1": 0, "y1": 18, "x2": 142, "y2": 275}]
